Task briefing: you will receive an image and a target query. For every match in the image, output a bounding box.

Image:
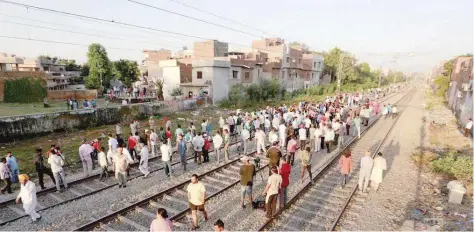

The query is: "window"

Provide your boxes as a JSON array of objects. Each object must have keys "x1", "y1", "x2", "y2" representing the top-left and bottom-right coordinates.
[
  {"x1": 295, "y1": 73, "x2": 298, "y2": 78},
  {"x1": 197, "y1": 71, "x2": 203, "y2": 79},
  {"x1": 286, "y1": 57, "x2": 289, "y2": 63},
  {"x1": 233, "y1": 70, "x2": 238, "y2": 79},
  {"x1": 314, "y1": 62, "x2": 316, "y2": 68},
  {"x1": 244, "y1": 72, "x2": 250, "y2": 80},
  {"x1": 282, "y1": 71, "x2": 286, "y2": 78},
  {"x1": 257, "y1": 68, "x2": 260, "y2": 77},
  {"x1": 312, "y1": 73, "x2": 314, "y2": 79}
]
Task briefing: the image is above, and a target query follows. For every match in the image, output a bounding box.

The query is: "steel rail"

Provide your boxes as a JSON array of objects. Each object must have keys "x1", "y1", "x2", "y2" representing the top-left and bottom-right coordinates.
[
  {"x1": 0, "y1": 132, "x2": 248, "y2": 226},
  {"x1": 73, "y1": 141, "x2": 273, "y2": 231},
  {"x1": 257, "y1": 87, "x2": 413, "y2": 231},
  {"x1": 328, "y1": 89, "x2": 416, "y2": 231},
  {"x1": 73, "y1": 89, "x2": 404, "y2": 231}
]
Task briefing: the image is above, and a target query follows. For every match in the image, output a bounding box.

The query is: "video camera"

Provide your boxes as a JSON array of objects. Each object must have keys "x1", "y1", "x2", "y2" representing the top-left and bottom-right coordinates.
[{"x1": 254, "y1": 157, "x2": 261, "y2": 168}]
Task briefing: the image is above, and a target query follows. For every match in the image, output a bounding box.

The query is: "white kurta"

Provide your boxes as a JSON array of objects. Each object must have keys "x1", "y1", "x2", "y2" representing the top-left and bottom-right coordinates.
[
  {"x1": 17, "y1": 181, "x2": 37, "y2": 214},
  {"x1": 370, "y1": 156, "x2": 387, "y2": 183},
  {"x1": 139, "y1": 147, "x2": 150, "y2": 175}
]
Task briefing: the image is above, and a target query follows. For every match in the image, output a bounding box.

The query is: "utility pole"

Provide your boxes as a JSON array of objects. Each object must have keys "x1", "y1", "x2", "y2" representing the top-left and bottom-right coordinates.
[{"x1": 378, "y1": 65, "x2": 382, "y2": 87}]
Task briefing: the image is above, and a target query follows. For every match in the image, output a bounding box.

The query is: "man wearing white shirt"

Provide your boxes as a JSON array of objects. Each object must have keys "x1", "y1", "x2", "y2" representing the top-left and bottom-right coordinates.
[
  {"x1": 160, "y1": 140, "x2": 173, "y2": 177},
  {"x1": 359, "y1": 150, "x2": 374, "y2": 192},
  {"x1": 241, "y1": 128, "x2": 251, "y2": 156},
  {"x1": 268, "y1": 128, "x2": 279, "y2": 145},
  {"x1": 108, "y1": 134, "x2": 118, "y2": 153},
  {"x1": 264, "y1": 117, "x2": 271, "y2": 134},
  {"x1": 465, "y1": 118, "x2": 472, "y2": 138},
  {"x1": 78, "y1": 140, "x2": 94, "y2": 177},
  {"x1": 278, "y1": 123, "x2": 287, "y2": 148},
  {"x1": 255, "y1": 128, "x2": 266, "y2": 155},
  {"x1": 149, "y1": 129, "x2": 159, "y2": 157},
  {"x1": 48, "y1": 150, "x2": 67, "y2": 192},
  {"x1": 213, "y1": 131, "x2": 223, "y2": 163},
  {"x1": 272, "y1": 115, "x2": 280, "y2": 130},
  {"x1": 298, "y1": 125, "x2": 307, "y2": 150},
  {"x1": 138, "y1": 143, "x2": 150, "y2": 177},
  {"x1": 192, "y1": 132, "x2": 204, "y2": 164}
]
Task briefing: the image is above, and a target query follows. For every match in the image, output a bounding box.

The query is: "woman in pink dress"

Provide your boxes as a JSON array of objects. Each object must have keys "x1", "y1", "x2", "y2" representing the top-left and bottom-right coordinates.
[{"x1": 150, "y1": 208, "x2": 173, "y2": 232}]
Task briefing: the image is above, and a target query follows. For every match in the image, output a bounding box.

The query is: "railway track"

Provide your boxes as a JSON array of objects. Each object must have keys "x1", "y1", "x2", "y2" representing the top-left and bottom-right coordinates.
[
  {"x1": 257, "y1": 88, "x2": 415, "y2": 231},
  {"x1": 0, "y1": 132, "x2": 250, "y2": 226},
  {"x1": 69, "y1": 89, "x2": 406, "y2": 231}
]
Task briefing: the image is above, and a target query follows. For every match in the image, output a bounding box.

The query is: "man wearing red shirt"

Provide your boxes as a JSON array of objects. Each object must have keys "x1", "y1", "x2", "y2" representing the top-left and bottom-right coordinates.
[
  {"x1": 279, "y1": 157, "x2": 291, "y2": 209},
  {"x1": 128, "y1": 133, "x2": 137, "y2": 160}
]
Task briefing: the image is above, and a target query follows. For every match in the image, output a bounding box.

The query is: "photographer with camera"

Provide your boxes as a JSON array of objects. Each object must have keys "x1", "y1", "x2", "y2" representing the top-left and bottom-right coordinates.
[
  {"x1": 266, "y1": 141, "x2": 282, "y2": 176},
  {"x1": 239, "y1": 156, "x2": 255, "y2": 209}
]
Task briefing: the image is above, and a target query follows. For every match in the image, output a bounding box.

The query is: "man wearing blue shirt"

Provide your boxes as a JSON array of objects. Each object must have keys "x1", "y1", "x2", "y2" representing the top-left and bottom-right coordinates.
[{"x1": 6, "y1": 152, "x2": 19, "y2": 183}]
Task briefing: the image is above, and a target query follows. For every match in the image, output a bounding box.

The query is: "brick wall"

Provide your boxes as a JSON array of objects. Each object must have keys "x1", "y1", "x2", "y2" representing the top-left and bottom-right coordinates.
[{"x1": 47, "y1": 89, "x2": 98, "y2": 100}]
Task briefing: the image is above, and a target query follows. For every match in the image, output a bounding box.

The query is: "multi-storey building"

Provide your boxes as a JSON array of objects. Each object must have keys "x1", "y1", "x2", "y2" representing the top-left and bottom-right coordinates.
[
  {"x1": 194, "y1": 40, "x2": 228, "y2": 59},
  {"x1": 446, "y1": 56, "x2": 473, "y2": 127}
]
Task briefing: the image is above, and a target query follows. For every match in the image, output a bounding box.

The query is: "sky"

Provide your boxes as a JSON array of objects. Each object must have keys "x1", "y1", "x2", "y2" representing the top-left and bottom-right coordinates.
[{"x1": 0, "y1": 0, "x2": 472, "y2": 73}]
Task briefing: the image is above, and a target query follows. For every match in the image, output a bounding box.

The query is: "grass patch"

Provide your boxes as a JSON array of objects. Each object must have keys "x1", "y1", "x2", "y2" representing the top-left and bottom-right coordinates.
[
  {"x1": 429, "y1": 150, "x2": 473, "y2": 182},
  {"x1": 411, "y1": 150, "x2": 438, "y2": 166}
]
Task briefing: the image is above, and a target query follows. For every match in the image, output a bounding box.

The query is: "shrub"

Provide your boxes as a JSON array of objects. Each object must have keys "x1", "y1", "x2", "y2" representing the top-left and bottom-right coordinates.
[
  {"x1": 4, "y1": 77, "x2": 47, "y2": 103},
  {"x1": 429, "y1": 150, "x2": 473, "y2": 181}
]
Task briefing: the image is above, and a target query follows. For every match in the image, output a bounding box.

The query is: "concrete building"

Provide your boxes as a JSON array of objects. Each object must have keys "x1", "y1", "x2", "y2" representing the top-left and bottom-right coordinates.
[
  {"x1": 160, "y1": 59, "x2": 192, "y2": 100},
  {"x1": 446, "y1": 56, "x2": 473, "y2": 128},
  {"x1": 18, "y1": 58, "x2": 42, "y2": 71},
  {"x1": 194, "y1": 40, "x2": 228, "y2": 59},
  {"x1": 0, "y1": 53, "x2": 22, "y2": 71},
  {"x1": 181, "y1": 58, "x2": 230, "y2": 103},
  {"x1": 302, "y1": 53, "x2": 324, "y2": 88},
  {"x1": 251, "y1": 38, "x2": 323, "y2": 91}
]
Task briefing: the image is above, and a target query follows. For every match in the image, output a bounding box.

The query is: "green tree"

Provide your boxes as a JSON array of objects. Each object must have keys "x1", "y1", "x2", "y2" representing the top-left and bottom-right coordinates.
[
  {"x1": 112, "y1": 59, "x2": 140, "y2": 87},
  {"x1": 322, "y1": 47, "x2": 342, "y2": 79},
  {"x1": 81, "y1": 64, "x2": 90, "y2": 77},
  {"x1": 357, "y1": 62, "x2": 371, "y2": 75},
  {"x1": 169, "y1": 86, "x2": 183, "y2": 99},
  {"x1": 86, "y1": 43, "x2": 111, "y2": 91},
  {"x1": 58, "y1": 59, "x2": 81, "y2": 71}
]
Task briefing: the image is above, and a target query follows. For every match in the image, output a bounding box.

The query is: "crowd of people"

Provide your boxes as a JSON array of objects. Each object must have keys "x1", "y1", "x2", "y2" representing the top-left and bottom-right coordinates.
[
  {"x1": 1, "y1": 87, "x2": 399, "y2": 226},
  {"x1": 66, "y1": 98, "x2": 98, "y2": 110}
]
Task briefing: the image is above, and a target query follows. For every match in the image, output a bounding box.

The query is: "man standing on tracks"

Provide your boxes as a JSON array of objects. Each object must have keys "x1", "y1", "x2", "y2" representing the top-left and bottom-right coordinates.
[
  {"x1": 34, "y1": 148, "x2": 56, "y2": 190},
  {"x1": 286, "y1": 135, "x2": 297, "y2": 166},
  {"x1": 239, "y1": 155, "x2": 256, "y2": 209},
  {"x1": 352, "y1": 114, "x2": 362, "y2": 139},
  {"x1": 187, "y1": 174, "x2": 208, "y2": 230},
  {"x1": 269, "y1": 128, "x2": 279, "y2": 145},
  {"x1": 359, "y1": 150, "x2": 374, "y2": 193},
  {"x1": 114, "y1": 147, "x2": 129, "y2": 188},
  {"x1": 279, "y1": 157, "x2": 291, "y2": 208},
  {"x1": 213, "y1": 131, "x2": 223, "y2": 163},
  {"x1": 263, "y1": 166, "x2": 282, "y2": 219},
  {"x1": 370, "y1": 152, "x2": 387, "y2": 192},
  {"x1": 176, "y1": 135, "x2": 187, "y2": 172},
  {"x1": 16, "y1": 174, "x2": 41, "y2": 223},
  {"x1": 48, "y1": 150, "x2": 68, "y2": 192},
  {"x1": 192, "y1": 132, "x2": 204, "y2": 164},
  {"x1": 108, "y1": 134, "x2": 118, "y2": 153},
  {"x1": 160, "y1": 140, "x2": 173, "y2": 177},
  {"x1": 255, "y1": 128, "x2": 266, "y2": 155},
  {"x1": 138, "y1": 143, "x2": 150, "y2": 178},
  {"x1": 150, "y1": 129, "x2": 159, "y2": 156},
  {"x1": 278, "y1": 122, "x2": 287, "y2": 149},
  {"x1": 241, "y1": 127, "x2": 250, "y2": 156},
  {"x1": 223, "y1": 129, "x2": 230, "y2": 161},
  {"x1": 266, "y1": 142, "x2": 282, "y2": 176},
  {"x1": 325, "y1": 126, "x2": 335, "y2": 153}
]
